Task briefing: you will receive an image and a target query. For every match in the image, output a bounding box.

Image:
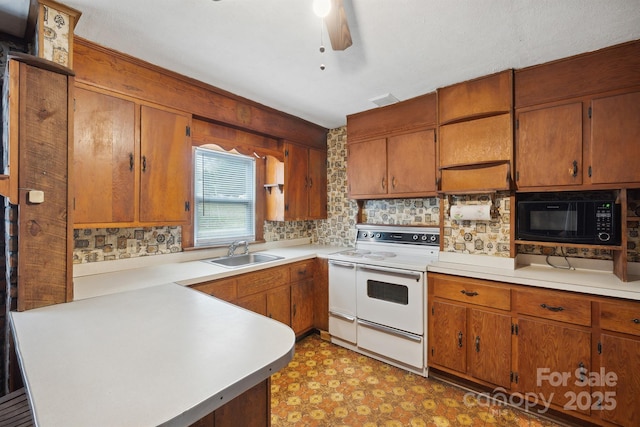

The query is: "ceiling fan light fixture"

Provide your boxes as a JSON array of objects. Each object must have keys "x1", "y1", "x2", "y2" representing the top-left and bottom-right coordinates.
[{"x1": 313, "y1": 0, "x2": 331, "y2": 18}]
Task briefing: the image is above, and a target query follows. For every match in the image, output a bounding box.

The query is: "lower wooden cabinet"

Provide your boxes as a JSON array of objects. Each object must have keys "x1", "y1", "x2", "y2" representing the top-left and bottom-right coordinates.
[
  {"x1": 189, "y1": 379, "x2": 269, "y2": 427},
  {"x1": 190, "y1": 260, "x2": 316, "y2": 338},
  {"x1": 428, "y1": 272, "x2": 640, "y2": 427}
]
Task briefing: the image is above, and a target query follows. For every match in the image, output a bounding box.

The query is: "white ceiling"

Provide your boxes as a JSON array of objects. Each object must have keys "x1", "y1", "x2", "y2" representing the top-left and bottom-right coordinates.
[{"x1": 2, "y1": 0, "x2": 640, "y2": 129}]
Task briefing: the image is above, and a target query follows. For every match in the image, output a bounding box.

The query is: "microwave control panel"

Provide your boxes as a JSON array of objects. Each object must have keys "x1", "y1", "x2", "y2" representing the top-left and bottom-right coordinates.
[{"x1": 595, "y1": 202, "x2": 614, "y2": 242}]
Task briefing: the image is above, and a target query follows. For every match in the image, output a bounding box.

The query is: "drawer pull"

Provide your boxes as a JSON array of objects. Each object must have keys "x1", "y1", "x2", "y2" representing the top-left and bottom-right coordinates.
[
  {"x1": 475, "y1": 336, "x2": 480, "y2": 353},
  {"x1": 540, "y1": 303, "x2": 564, "y2": 312},
  {"x1": 460, "y1": 290, "x2": 479, "y2": 297},
  {"x1": 457, "y1": 331, "x2": 463, "y2": 348},
  {"x1": 633, "y1": 318, "x2": 640, "y2": 324}
]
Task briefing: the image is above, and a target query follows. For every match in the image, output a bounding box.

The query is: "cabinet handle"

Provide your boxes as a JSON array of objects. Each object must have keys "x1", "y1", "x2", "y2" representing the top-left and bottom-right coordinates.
[
  {"x1": 632, "y1": 318, "x2": 640, "y2": 324},
  {"x1": 293, "y1": 304, "x2": 296, "y2": 316},
  {"x1": 298, "y1": 269, "x2": 306, "y2": 275},
  {"x1": 304, "y1": 176, "x2": 308, "y2": 188},
  {"x1": 142, "y1": 155, "x2": 147, "y2": 172},
  {"x1": 392, "y1": 176, "x2": 396, "y2": 189},
  {"x1": 460, "y1": 290, "x2": 478, "y2": 297},
  {"x1": 381, "y1": 177, "x2": 386, "y2": 189},
  {"x1": 540, "y1": 303, "x2": 564, "y2": 312},
  {"x1": 457, "y1": 331, "x2": 463, "y2": 348},
  {"x1": 475, "y1": 336, "x2": 480, "y2": 353},
  {"x1": 570, "y1": 160, "x2": 578, "y2": 177},
  {"x1": 577, "y1": 361, "x2": 586, "y2": 383},
  {"x1": 129, "y1": 153, "x2": 134, "y2": 171},
  {"x1": 309, "y1": 177, "x2": 313, "y2": 188}
]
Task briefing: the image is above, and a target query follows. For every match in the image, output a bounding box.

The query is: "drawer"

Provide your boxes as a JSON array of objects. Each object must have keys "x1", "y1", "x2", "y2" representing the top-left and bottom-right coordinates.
[
  {"x1": 514, "y1": 289, "x2": 591, "y2": 326},
  {"x1": 237, "y1": 266, "x2": 290, "y2": 298},
  {"x1": 600, "y1": 300, "x2": 640, "y2": 336},
  {"x1": 191, "y1": 277, "x2": 237, "y2": 301},
  {"x1": 290, "y1": 260, "x2": 315, "y2": 282},
  {"x1": 431, "y1": 275, "x2": 510, "y2": 311}
]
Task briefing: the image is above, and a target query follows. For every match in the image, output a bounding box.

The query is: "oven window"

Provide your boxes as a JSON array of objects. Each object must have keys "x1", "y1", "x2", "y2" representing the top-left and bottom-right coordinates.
[{"x1": 367, "y1": 280, "x2": 408, "y2": 305}]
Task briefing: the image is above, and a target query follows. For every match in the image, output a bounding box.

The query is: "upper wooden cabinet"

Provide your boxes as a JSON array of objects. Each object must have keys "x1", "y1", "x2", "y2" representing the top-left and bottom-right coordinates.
[
  {"x1": 348, "y1": 129, "x2": 437, "y2": 199},
  {"x1": 266, "y1": 143, "x2": 327, "y2": 221},
  {"x1": 515, "y1": 102, "x2": 583, "y2": 188},
  {"x1": 515, "y1": 40, "x2": 640, "y2": 190},
  {"x1": 74, "y1": 85, "x2": 192, "y2": 227},
  {"x1": 438, "y1": 70, "x2": 512, "y2": 125},
  {"x1": 346, "y1": 93, "x2": 437, "y2": 200},
  {"x1": 437, "y1": 70, "x2": 514, "y2": 193}
]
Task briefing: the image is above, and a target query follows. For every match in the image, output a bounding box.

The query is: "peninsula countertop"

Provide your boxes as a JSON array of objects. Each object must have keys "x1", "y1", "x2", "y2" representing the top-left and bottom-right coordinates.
[{"x1": 10, "y1": 283, "x2": 295, "y2": 427}]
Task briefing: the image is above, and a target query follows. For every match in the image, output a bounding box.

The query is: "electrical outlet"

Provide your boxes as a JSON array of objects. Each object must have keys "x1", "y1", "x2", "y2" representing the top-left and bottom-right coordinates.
[{"x1": 127, "y1": 239, "x2": 137, "y2": 254}]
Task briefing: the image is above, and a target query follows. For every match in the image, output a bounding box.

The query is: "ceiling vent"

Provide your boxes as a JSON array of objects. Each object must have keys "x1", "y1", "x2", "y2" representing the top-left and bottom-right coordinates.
[{"x1": 369, "y1": 93, "x2": 399, "y2": 107}]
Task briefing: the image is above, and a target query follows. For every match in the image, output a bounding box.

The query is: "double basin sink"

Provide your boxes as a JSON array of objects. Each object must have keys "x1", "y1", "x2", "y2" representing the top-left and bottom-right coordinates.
[{"x1": 202, "y1": 253, "x2": 284, "y2": 269}]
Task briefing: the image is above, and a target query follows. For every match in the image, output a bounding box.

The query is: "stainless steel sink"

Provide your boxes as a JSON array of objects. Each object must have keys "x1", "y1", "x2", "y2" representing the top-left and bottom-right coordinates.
[{"x1": 202, "y1": 253, "x2": 284, "y2": 268}]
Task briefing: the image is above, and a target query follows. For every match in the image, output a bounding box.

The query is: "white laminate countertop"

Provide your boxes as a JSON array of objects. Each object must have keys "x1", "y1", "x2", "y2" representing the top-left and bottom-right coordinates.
[
  {"x1": 10, "y1": 283, "x2": 295, "y2": 427},
  {"x1": 430, "y1": 252, "x2": 640, "y2": 301},
  {"x1": 73, "y1": 241, "x2": 345, "y2": 300}
]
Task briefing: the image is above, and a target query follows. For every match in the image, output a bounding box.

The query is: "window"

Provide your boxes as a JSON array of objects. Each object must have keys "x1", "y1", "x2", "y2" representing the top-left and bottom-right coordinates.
[{"x1": 194, "y1": 147, "x2": 256, "y2": 247}]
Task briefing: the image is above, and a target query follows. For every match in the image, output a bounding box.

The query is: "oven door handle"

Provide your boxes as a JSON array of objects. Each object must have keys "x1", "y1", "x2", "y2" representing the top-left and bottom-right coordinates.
[
  {"x1": 357, "y1": 319, "x2": 422, "y2": 343},
  {"x1": 328, "y1": 260, "x2": 356, "y2": 269},
  {"x1": 329, "y1": 311, "x2": 356, "y2": 322},
  {"x1": 358, "y1": 265, "x2": 422, "y2": 281}
]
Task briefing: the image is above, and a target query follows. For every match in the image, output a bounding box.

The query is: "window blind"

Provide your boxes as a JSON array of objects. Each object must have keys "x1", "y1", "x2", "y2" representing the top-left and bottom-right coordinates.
[{"x1": 194, "y1": 147, "x2": 255, "y2": 246}]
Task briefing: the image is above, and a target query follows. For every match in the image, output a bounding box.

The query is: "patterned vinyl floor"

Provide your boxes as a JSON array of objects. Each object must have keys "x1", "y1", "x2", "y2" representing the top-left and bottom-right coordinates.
[{"x1": 271, "y1": 334, "x2": 566, "y2": 427}]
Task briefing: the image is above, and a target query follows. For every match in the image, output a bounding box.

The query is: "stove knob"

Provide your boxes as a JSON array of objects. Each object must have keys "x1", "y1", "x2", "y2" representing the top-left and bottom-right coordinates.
[
  {"x1": 375, "y1": 233, "x2": 381, "y2": 238},
  {"x1": 421, "y1": 235, "x2": 427, "y2": 241},
  {"x1": 412, "y1": 234, "x2": 418, "y2": 240},
  {"x1": 429, "y1": 235, "x2": 438, "y2": 242}
]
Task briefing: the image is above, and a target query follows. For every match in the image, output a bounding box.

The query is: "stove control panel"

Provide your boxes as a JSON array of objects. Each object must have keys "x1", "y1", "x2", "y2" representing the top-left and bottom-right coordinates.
[{"x1": 357, "y1": 229, "x2": 439, "y2": 246}]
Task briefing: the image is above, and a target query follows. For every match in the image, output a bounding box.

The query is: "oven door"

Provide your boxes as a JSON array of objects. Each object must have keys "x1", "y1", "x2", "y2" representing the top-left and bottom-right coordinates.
[{"x1": 356, "y1": 265, "x2": 424, "y2": 335}]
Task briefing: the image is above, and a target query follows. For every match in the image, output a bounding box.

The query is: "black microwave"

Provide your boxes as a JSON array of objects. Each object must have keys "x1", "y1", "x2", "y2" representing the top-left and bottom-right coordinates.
[{"x1": 517, "y1": 199, "x2": 621, "y2": 245}]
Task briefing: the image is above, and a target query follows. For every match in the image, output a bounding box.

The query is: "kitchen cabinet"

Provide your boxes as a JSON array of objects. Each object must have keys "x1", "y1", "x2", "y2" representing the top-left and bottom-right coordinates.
[
  {"x1": 290, "y1": 260, "x2": 315, "y2": 335},
  {"x1": 346, "y1": 92, "x2": 437, "y2": 200},
  {"x1": 515, "y1": 102, "x2": 583, "y2": 187},
  {"x1": 590, "y1": 91, "x2": 640, "y2": 185},
  {"x1": 514, "y1": 40, "x2": 640, "y2": 191},
  {"x1": 437, "y1": 70, "x2": 514, "y2": 193},
  {"x1": 347, "y1": 129, "x2": 437, "y2": 199},
  {"x1": 189, "y1": 380, "x2": 269, "y2": 427},
  {"x1": 428, "y1": 274, "x2": 512, "y2": 389},
  {"x1": 73, "y1": 84, "x2": 192, "y2": 227},
  {"x1": 597, "y1": 300, "x2": 640, "y2": 426},
  {"x1": 190, "y1": 260, "x2": 316, "y2": 337},
  {"x1": 429, "y1": 272, "x2": 640, "y2": 427},
  {"x1": 266, "y1": 143, "x2": 327, "y2": 221},
  {"x1": 514, "y1": 287, "x2": 593, "y2": 417}
]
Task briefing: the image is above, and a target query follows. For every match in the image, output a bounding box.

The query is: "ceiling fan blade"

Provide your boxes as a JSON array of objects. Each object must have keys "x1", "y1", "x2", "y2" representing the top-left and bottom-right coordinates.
[{"x1": 325, "y1": 0, "x2": 352, "y2": 51}]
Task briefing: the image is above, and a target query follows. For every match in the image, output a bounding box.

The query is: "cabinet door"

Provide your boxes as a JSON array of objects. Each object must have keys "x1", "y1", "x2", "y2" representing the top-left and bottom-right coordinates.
[
  {"x1": 516, "y1": 102, "x2": 583, "y2": 187},
  {"x1": 139, "y1": 105, "x2": 191, "y2": 223},
  {"x1": 599, "y1": 333, "x2": 640, "y2": 426},
  {"x1": 347, "y1": 138, "x2": 387, "y2": 197},
  {"x1": 467, "y1": 309, "x2": 512, "y2": 389},
  {"x1": 387, "y1": 129, "x2": 436, "y2": 195},
  {"x1": 284, "y1": 143, "x2": 308, "y2": 220},
  {"x1": 74, "y1": 87, "x2": 136, "y2": 224},
  {"x1": 429, "y1": 300, "x2": 466, "y2": 373},
  {"x1": 591, "y1": 91, "x2": 640, "y2": 184},
  {"x1": 291, "y1": 278, "x2": 314, "y2": 335},
  {"x1": 307, "y1": 147, "x2": 327, "y2": 219},
  {"x1": 235, "y1": 293, "x2": 267, "y2": 316},
  {"x1": 267, "y1": 286, "x2": 291, "y2": 326},
  {"x1": 517, "y1": 318, "x2": 591, "y2": 415}
]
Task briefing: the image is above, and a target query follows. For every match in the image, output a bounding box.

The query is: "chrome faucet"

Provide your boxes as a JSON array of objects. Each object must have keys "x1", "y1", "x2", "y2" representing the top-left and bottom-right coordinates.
[{"x1": 228, "y1": 240, "x2": 249, "y2": 257}]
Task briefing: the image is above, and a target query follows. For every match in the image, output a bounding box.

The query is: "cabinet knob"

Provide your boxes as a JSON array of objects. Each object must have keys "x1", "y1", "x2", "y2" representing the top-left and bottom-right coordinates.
[
  {"x1": 474, "y1": 336, "x2": 480, "y2": 353},
  {"x1": 569, "y1": 160, "x2": 578, "y2": 177},
  {"x1": 632, "y1": 318, "x2": 640, "y2": 324},
  {"x1": 457, "y1": 331, "x2": 463, "y2": 348}
]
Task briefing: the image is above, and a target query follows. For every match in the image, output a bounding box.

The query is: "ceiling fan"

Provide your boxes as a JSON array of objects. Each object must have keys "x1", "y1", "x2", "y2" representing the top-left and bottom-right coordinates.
[{"x1": 318, "y1": 0, "x2": 353, "y2": 51}]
